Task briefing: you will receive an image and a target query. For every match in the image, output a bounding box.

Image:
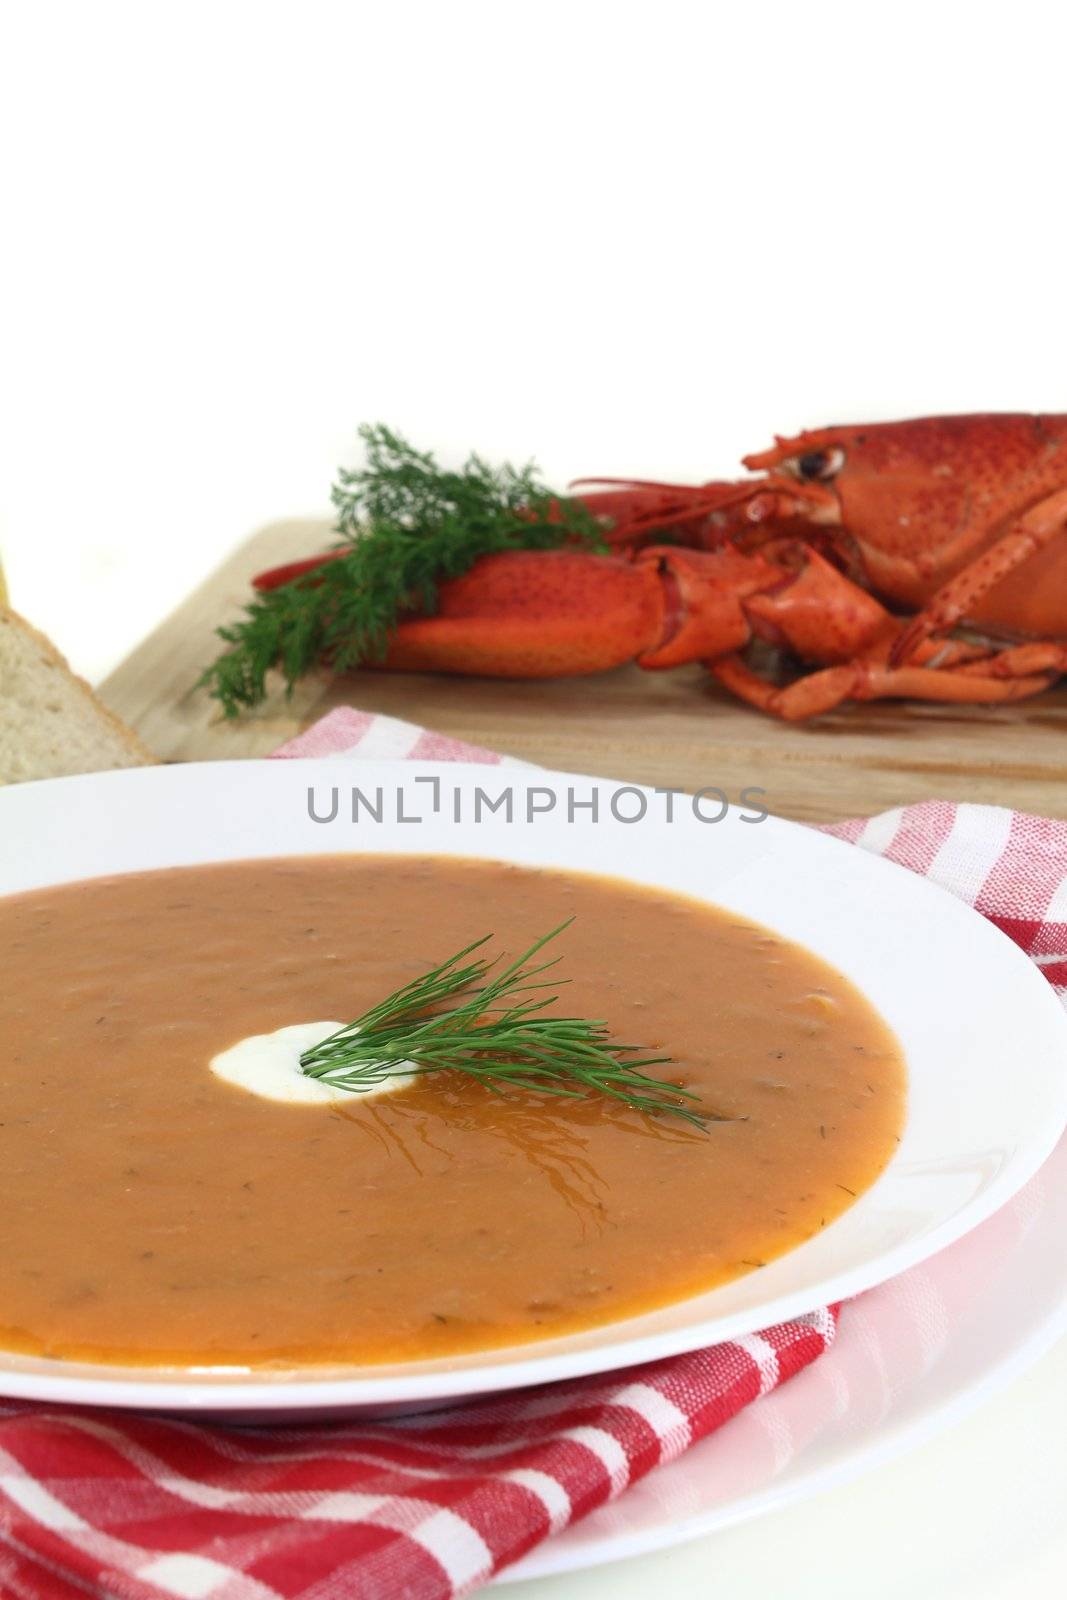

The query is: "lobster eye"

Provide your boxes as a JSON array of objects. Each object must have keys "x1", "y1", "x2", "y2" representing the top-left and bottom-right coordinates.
[{"x1": 795, "y1": 447, "x2": 845, "y2": 481}]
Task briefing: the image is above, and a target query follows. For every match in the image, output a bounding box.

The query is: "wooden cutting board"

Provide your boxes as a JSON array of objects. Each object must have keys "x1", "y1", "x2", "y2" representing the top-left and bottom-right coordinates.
[{"x1": 101, "y1": 519, "x2": 1067, "y2": 824}]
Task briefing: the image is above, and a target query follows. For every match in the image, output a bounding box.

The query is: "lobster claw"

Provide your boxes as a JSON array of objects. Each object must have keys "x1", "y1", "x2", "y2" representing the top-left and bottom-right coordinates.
[
  {"x1": 380, "y1": 546, "x2": 799, "y2": 678},
  {"x1": 380, "y1": 550, "x2": 665, "y2": 678},
  {"x1": 636, "y1": 542, "x2": 893, "y2": 670},
  {"x1": 251, "y1": 541, "x2": 900, "y2": 684},
  {"x1": 635, "y1": 546, "x2": 779, "y2": 668}
]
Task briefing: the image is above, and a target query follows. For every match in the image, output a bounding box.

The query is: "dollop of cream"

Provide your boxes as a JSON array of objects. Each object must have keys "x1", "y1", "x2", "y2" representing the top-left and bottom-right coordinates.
[{"x1": 210, "y1": 1021, "x2": 414, "y2": 1105}]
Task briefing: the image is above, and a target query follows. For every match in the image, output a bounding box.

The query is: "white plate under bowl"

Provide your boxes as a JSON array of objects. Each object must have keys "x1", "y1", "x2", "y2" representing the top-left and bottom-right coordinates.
[
  {"x1": 502, "y1": 1129, "x2": 1067, "y2": 1582},
  {"x1": 1, "y1": 759, "x2": 1065, "y2": 1419}
]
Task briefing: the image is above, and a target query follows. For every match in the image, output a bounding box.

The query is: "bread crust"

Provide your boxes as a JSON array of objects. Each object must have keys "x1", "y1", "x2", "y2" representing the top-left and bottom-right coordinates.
[{"x1": 0, "y1": 606, "x2": 155, "y2": 780}]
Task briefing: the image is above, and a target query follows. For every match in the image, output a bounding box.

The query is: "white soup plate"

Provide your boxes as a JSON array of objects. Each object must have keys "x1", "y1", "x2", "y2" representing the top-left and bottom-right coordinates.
[{"x1": 0, "y1": 759, "x2": 1064, "y2": 1419}]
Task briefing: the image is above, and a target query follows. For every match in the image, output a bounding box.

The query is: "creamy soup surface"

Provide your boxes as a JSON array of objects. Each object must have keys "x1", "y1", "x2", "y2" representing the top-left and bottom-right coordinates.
[{"x1": 0, "y1": 856, "x2": 905, "y2": 1366}]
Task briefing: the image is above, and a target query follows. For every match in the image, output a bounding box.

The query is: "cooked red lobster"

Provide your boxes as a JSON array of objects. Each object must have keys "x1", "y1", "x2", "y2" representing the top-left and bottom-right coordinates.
[{"x1": 254, "y1": 415, "x2": 1067, "y2": 720}]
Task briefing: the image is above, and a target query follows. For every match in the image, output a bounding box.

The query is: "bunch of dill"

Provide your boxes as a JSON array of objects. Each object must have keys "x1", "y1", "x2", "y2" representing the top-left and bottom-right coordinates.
[{"x1": 200, "y1": 424, "x2": 605, "y2": 716}]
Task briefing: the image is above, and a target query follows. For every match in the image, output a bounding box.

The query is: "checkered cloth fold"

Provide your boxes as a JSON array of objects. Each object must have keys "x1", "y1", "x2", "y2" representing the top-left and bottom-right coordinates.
[{"x1": 2, "y1": 707, "x2": 1064, "y2": 1600}]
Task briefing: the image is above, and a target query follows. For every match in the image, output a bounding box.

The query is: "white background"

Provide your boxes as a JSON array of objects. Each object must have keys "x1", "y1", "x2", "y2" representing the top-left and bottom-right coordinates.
[
  {"x1": 3, "y1": 0, "x2": 1066, "y2": 683},
  {"x1": 2, "y1": 3, "x2": 1066, "y2": 1594}
]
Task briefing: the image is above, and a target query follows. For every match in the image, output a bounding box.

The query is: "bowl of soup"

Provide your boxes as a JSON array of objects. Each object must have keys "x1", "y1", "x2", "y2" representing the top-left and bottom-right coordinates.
[{"x1": 1, "y1": 760, "x2": 1064, "y2": 1418}]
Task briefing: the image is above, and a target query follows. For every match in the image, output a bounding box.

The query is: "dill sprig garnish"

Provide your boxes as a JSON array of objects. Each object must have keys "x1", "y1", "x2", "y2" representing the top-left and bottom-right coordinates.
[
  {"x1": 200, "y1": 424, "x2": 606, "y2": 716},
  {"x1": 299, "y1": 922, "x2": 710, "y2": 1130}
]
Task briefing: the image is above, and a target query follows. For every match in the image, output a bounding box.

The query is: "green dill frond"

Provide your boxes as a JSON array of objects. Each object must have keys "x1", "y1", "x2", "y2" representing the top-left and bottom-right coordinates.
[
  {"x1": 200, "y1": 424, "x2": 606, "y2": 715},
  {"x1": 299, "y1": 921, "x2": 715, "y2": 1130}
]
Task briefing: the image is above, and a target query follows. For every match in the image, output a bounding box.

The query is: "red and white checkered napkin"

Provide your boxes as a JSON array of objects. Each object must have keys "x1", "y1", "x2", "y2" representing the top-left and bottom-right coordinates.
[{"x1": 2, "y1": 708, "x2": 1065, "y2": 1600}]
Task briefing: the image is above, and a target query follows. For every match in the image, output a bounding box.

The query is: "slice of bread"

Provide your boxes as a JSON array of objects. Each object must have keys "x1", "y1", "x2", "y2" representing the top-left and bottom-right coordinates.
[{"x1": 0, "y1": 607, "x2": 155, "y2": 784}]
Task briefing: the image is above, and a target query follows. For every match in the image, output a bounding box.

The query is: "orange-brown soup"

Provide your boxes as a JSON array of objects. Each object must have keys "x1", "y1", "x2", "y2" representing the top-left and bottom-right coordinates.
[{"x1": 0, "y1": 856, "x2": 905, "y2": 1366}]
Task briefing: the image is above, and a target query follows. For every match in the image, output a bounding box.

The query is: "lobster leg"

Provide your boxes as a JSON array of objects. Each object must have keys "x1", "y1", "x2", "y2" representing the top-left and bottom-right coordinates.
[
  {"x1": 710, "y1": 649, "x2": 1062, "y2": 721},
  {"x1": 891, "y1": 487, "x2": 1067, "y2": 665},
  {"x1": 954, "y1": 641, "x2": 1067, "y2": 678}
]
